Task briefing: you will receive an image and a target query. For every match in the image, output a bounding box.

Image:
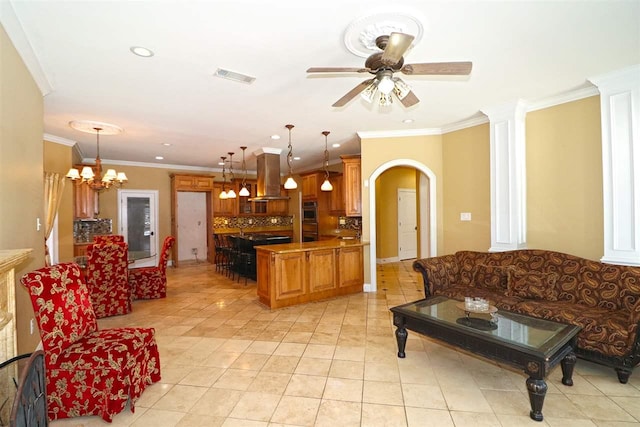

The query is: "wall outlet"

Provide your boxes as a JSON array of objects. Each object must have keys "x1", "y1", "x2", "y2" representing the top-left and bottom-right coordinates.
[
  {"x1": 460, "y1": 212, "x2": 472, "y2": 221},
  {"x1": 248, "y1": 218, "x2": 253, "y2": 224},
  {"x1": 271, "y1": 218, "x2": 277, "y2": 224},
  {"x1": 30, "y1": 318, "x2": 35, "y2": 335},
  {"x1": 339, "y1": 219, "x2": 346, "y2": 225},
  {"x1": 191, "y1": 248, "x2": 198, "y2": 255}
]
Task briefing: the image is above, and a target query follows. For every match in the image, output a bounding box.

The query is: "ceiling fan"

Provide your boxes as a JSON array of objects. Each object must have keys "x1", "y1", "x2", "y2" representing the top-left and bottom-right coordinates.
[{"x1": 307, "y1": 32, "x2": 472, "y2": 108}]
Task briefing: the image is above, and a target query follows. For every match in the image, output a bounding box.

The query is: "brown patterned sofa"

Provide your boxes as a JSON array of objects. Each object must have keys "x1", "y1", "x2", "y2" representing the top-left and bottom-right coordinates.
[{"x1": 413, "y1": 250, "x2": 640, "y2": 383}]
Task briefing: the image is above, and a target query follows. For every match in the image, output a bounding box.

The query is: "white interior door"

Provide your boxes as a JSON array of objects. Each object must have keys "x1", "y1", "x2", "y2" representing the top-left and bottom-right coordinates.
[
  {"x1": 118, "y1": 190, "x2": 158, "y2": 268},
  {"x1": 398, "y1": 188, "x2": 418, "y2": 260},
  {"x1": 177, "y1": 192, "x2": 207, "y2": 262}
]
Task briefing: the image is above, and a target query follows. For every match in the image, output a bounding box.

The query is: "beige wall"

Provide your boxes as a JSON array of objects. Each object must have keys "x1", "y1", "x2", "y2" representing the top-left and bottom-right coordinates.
[
  {"x1": 375, "y1": 167, "x2": 417, "y2": 259},
  {"x1": 526, "y1": 96, "x2": 603, "y2": 260},
  {"x1": 0, "y1": 25, "x2": 46, "y2": 353},
  {"x1": 442, "y1": 124, "x2": 491, "y2": 254},
  {"x1": 43, "y1": 141, "x2": 75, "y2": 262}
]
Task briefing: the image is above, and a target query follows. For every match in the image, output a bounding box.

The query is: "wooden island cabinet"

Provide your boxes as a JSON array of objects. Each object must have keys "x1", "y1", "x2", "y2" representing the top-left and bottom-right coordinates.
[{"x1": 255, "y1": 240, "x2": 367, "y2": 309}]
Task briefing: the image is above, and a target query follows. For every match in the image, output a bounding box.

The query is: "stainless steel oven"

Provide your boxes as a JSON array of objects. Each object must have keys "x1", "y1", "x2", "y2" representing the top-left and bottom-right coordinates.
[{"x1": 302, "y1": 201, "x2": 318, "y2": 241}]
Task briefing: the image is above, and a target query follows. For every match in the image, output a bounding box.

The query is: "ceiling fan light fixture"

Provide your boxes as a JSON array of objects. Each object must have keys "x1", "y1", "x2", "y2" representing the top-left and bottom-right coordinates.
[
  {"x1": 393, "y1": 77, "x2": 411, "y2": 100},
  {"x1": 360, "y1": 81, "x2": 379, "y2": 103},
  {"x1": 377, "y1": 75, "x2": 395, "y2": 95},
  {"x1": 379, "y1": 92, "x2": 393, "y2": 106}
]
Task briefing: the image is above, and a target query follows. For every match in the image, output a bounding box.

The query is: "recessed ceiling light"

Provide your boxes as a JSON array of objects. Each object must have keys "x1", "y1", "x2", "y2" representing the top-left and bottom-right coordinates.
[
  {"x1": 402, "y1": 119, "x2": 414, "y2": 124},
  {"x1": 271, "y1": 135, "x2": 281, "y2": 140},
  {"x1": 130, "y1": 46, "x2": 154, "y2": 57},
  {"x1": 293, "y1": 157, "x2": 301, "y2": 161},
  {"x1": 155, "y1": 156, "x2": 164, "y2": 160},
  {"x1": 162, "y1": 143, "x2": 171, "y2": 146},
  {"x1": 332, "y1": 143, "x2": 341, "y2": 148}
]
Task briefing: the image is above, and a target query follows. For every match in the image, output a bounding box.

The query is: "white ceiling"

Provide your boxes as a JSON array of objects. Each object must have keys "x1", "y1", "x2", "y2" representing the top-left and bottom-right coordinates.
[{"x1": 3, "y1": 1, "x2": 639, "y2": 173}]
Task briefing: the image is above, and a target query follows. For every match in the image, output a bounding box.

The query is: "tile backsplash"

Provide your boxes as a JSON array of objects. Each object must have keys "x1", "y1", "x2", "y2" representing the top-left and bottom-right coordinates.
[
  {"x1": 73, "y1": 219, "x2": 112, "y2": 242},
  {"x1": 213, "y1": 215, "x2": 293, "y2": 230},
  {"x1": 338, "y1": 216, "x2": 362, "y2": 231}
]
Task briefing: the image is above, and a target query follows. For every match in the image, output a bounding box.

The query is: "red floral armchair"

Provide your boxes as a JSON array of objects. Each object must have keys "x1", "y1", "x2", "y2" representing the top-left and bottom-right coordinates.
[
  {"x1": 85, "y1": 241, "x2": 131, "y2": 318},
  {"x1": 21, "y1": 263, "x2": 161, "y2": 422},
  {"x1": 94, "y1": 234, "x2": 125, "y2": 243},
  {"x1": 129, "y1": 236, "x2": 175, "y2": 299}
]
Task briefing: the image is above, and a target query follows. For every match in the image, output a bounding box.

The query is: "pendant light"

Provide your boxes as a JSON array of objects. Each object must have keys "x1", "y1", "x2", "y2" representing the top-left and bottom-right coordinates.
[
  {"x1": 320, "y1": 131, "x2": 333, "y2": 192},
  {"x1": 226, "y1": 152, "x2": 237, "y2": 199},
  {"x1": 219, "y1": 156, "x2": 228, "y2": 199},
  {"x1": 283, "y1": 124, "x2": 298, "y2": 190},
  {"x1": 238, "y1": 146, "x2": 250, "y2": 197}
]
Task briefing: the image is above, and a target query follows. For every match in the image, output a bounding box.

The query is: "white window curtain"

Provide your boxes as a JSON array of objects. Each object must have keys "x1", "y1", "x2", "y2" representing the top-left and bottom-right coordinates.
[{"x1": 44, "y1": 172, "x2": 65, "y2": 266}]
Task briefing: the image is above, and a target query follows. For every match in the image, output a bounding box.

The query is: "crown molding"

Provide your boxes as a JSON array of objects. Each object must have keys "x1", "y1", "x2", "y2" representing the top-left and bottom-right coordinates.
[
  {"x1": 527, "y1": 85, "x2": 600, "y2": 112},
  {"x1": 357, "y1": 128, "x2": 442, "y2": 139},
  {"x1": 1, "y1": 1, "x2": 52, "y2": 95},
  {"x1": 43, "y1": 133, "x2": 76, "y2": 146},
  {"x1": 89, "y1": 158, "x2": 217, "y2": 173},
  {"x1": 440, "y1": 114, "x2": 489, "y2": 134}
]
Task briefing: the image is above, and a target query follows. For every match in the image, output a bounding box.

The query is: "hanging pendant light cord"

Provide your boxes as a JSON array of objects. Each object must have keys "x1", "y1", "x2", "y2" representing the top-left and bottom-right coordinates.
[
  {"x1": 286, "y1": 124, "x2": 294, "y2": 176},
  {"x1": 322, "y1": 131, "x2": 330, "y2": 180}
]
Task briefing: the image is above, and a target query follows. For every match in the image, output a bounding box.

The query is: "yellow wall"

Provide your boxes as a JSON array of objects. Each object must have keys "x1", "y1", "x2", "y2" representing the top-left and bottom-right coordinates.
[
  {"x1": 361, "y1": 134, "x2": 444, "y2": 283},
  {"x1": 442, "y1": 124, "x2": 491, "y2": 254},
  {"x1": 97, "y1": 165, "x2": 178, "y2": 243},
  {"x1": 375, "y1": 167, "x2": 417, "y2": 259},
  {"x1": 0, "y1": 24, "x2": 46, "y2": 353},
  {"x1": 526, "y1": 96, "x2": 603, "y2": 259},
  {"x1": 43, "y1": 141, "x2": 75, "y2": 262}
]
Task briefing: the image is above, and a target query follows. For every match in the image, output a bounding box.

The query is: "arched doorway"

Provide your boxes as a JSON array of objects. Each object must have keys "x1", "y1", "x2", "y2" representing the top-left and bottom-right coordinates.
[{"x1": 367, "y1": 159, "x2": 437, "y2": 292}]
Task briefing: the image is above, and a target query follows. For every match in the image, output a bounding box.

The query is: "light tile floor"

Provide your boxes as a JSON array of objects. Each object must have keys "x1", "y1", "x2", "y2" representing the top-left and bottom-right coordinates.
[{"x1": 51, "y1": 261, "x2": 640, "y2": 426}]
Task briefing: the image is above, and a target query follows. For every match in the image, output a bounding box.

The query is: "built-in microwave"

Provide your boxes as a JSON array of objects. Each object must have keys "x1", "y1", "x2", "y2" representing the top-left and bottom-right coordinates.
[{"x1": 302, "y1": 201, "x2": 317, "y2": 222}]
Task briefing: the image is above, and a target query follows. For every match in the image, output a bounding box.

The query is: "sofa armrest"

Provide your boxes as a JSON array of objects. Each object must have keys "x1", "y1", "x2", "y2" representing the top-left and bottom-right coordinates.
[{"x1": 413, "y1": 254, "x2": 458, "y2": 298}]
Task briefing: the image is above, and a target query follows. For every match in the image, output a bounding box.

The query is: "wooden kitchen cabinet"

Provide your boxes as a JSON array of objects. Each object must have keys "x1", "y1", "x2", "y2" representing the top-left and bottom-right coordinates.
[
  {"x1": 173, "y1": 174, "x2": 214, "y2": 191},
  {"x1": 329, "y1": 174, "x2": 345, "y2": 215},
  {"x1": 73, "y1": 180, "x2": 98, "y2": 219},
  {"x1": 256, "y1": 241, "x2": 366, "y2": 309},
  {"x1": 267, "y1": 188, "x2": 290, "y2": 215},
  {"x1": 301, "y1": 172, "x2": 321, "y2": 199},
  {"x1": 213, "y1": 182, "x2": 236, "y2": 216},
  {"x1": 341, "y1": 154, "x2": 362, "y2": 217}
]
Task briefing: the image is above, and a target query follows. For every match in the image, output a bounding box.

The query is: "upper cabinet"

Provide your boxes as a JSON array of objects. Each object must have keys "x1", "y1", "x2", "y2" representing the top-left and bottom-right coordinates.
[
  {"x1": 173, "y1": 175, "x2": 214, "y2": 191},
  {"x1": 73, "y1": 179, "x2": 99, "y2": 219},
  {"x1": 341, "y1": 155, "x2": 362, "y2": 217},
  {"x1": 329, "y1": 174, "x2": 345, "y2": 215},
  {"x1": 301, "y1": 172, "x2": 322, "y2": 200},
  {"x1": 213, "y1": 182, "x2": 236, "y2": 216}
]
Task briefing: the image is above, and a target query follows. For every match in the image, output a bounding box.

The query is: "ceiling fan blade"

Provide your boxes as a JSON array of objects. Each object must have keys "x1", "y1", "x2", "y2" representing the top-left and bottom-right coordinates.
[
  {"x1": 332, "y1": 79, "x2": 374, "y2": 107},
  {"x1": 380, "y1": 32, "x2": 415, "y2": 65},
  {"x1": 401, "y1": 62, "x2": 473, "y2": 75},
  {"x1": 307, "y1": 67, "x2": 369, "y2": 73},
  {"x1": 400, "y1": 90, "x2": 420, "y2": 108}
]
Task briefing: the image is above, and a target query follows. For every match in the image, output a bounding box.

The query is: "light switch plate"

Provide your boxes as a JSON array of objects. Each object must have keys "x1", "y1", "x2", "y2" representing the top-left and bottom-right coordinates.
[{"x1": 460, "y1": 212, "x2": 472, "y2": 221}]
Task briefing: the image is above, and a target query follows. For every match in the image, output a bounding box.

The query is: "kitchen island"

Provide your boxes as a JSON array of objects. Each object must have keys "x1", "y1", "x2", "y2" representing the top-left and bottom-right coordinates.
[{"x1": 255, "y1": 239, "x2": 368, "y2": 309}]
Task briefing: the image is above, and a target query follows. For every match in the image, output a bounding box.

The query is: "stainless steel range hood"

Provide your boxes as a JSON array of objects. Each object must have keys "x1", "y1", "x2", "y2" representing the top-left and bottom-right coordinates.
[{"x1": 248, "y1": 148, "x2": 290, "y2": 201}]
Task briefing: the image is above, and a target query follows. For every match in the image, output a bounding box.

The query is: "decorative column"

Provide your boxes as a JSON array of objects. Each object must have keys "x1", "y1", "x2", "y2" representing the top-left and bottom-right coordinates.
[
  {"x1": 482, "y1": 100, "x2": 528, "y2": 252},
  {"x1": 589, "y1": 65, "x2": 640, "y2": 266}
]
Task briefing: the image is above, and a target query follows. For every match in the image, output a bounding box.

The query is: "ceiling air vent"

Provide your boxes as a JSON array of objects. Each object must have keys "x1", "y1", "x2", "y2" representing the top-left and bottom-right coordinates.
[{"x1": 214, "y1": 68, "x2": 256, "y2": 84}]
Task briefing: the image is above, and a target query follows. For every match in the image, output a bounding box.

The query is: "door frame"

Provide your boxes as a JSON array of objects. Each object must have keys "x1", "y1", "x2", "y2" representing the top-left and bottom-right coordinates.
[
  {"x1": 368, "y1": 159, "x2": 437, "y2": 292},
  {"x1": 117, "y1": 189, "x2": 159, "y2": 268}
]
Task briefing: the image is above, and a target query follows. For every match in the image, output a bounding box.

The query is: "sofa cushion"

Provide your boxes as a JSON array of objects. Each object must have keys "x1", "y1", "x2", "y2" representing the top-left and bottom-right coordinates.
[
  {"x1": 472, "y1": 264, "x2": 510, "y2": 292},
  {"x1": 512, "y1": 300, "x2": 630, "y2": 357},
  {"x1": 506, "y1": 269, "x2": 559, "y2": 301}
]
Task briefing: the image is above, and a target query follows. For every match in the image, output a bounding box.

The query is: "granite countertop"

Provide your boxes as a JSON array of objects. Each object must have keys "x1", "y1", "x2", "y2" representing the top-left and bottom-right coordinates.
[{"x1": 254, "y1": 239, "x2": 369, "y2": 254}]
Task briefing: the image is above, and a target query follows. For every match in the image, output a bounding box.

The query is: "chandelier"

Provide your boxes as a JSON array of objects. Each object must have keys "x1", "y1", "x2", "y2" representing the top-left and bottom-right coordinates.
[
  {"x1": 283, "y1": 124, "x2": 297, "y2": 190},
  {"x1": 321, "y1": 131, "x2": 333, "y2": 191},
  {"x1": 65, "y1": 121, "x2": 127, "y2": 192}
]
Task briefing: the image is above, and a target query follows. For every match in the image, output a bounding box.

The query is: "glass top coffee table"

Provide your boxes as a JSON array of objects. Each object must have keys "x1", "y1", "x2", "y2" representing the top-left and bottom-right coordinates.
[{"x1": 390, "y1": 296, "x2": 581, "y2": 421}]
